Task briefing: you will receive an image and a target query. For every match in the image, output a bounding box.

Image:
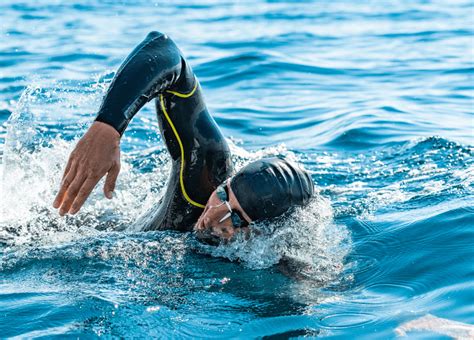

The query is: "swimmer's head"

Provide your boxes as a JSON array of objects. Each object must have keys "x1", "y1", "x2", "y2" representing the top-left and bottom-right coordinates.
[
  {"x1": 194, "y1": 157, "x2": 314, "y2": 245},
  {"x1": 194, "y1": 179, "x2": 251, "y2": 245}
]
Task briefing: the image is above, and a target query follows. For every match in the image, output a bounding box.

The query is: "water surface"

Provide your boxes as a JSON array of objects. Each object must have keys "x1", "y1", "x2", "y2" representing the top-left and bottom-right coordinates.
[{"x1": 0, "y1": 0, "x2": 473, "y2": 338}]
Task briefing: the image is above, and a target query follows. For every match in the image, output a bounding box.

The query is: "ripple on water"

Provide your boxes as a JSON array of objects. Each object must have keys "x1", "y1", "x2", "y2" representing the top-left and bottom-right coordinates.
[
  {"x1": 345, "y1": 253, "x2": 379, "y2": 278},
  {"x1": 320, "y1": 312, "x2": 378, "y2": 330},
  {"x1": 0, "y1": 0, "x2": 473, "y2": 338},
  {"x1": 353, "y1": 282, "x2": 417, "y2": 305},
  {"x1": 49, "y1": 53, "x2": 108, "y2": 63}
]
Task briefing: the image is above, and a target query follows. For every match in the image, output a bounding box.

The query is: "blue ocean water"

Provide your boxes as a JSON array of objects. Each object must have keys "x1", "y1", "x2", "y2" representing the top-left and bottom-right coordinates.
[{"x1": 0, "y1": 0, "x2": 473, "y2": 338}]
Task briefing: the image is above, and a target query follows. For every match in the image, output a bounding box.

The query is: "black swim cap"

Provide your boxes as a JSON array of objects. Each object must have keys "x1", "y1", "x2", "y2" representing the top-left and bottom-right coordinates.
[{"x1": 230, "y1": 157, "x2": 314, "y2": 221}]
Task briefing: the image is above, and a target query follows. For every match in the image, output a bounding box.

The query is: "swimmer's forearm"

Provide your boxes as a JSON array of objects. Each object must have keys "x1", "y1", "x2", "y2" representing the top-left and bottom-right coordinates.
[{"x1": 95, "y1": 31, "x2": 183, "y2": 135}]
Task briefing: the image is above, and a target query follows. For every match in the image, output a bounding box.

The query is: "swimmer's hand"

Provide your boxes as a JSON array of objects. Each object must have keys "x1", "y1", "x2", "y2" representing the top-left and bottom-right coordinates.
[{"x1": 53, "y1": 121, "x2": 121, "y2": 216}]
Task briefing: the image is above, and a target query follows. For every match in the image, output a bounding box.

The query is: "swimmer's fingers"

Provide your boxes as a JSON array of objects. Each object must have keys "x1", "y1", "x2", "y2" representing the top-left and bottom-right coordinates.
[
  {"x1": 103, "y1": 162, "x2": 120, "y2": 199},
  {"x1": 69, "y1": 177, "x2": 100, "y2": 215},
  {"x1": 61, "y1": 154, "x2": 73, "y2": 180},
  {"x1": 58, "y1": 173, "x2": 87, "y2": 216},
  {"x1": 53, "y1": 163, "x2": 77, "y2": 209}
]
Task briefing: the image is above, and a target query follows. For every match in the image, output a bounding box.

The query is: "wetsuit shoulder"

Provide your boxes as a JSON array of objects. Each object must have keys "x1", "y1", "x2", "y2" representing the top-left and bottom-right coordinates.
[{"x1": 95, "y1": 31, "x2": 185, "y2": 135}]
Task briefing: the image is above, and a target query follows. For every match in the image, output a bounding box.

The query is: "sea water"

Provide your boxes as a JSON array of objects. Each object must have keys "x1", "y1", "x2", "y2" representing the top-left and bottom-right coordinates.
[{"x1": 0, "y1": 1, "x2": 473, "y2": 338}]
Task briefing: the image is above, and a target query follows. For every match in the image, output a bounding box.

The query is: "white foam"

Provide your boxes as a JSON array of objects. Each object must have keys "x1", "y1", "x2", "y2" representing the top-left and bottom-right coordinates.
[{"x1": 1, "y1": 83, "x2": 351, "y2": 286}]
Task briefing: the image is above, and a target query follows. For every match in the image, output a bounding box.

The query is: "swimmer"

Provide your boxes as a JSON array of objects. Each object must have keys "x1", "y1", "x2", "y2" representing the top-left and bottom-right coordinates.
[{"x1": 52, "y1": 32, "x2": 314, "y2": 244}]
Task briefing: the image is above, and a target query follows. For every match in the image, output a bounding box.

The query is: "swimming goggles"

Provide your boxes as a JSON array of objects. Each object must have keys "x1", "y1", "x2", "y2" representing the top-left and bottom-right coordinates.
[{"x1": 215, "y1": 181, "x2": 248, "y2": 228}]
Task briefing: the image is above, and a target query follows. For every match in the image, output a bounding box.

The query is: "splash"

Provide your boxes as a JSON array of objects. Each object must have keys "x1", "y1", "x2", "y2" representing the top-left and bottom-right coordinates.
[
  {"x1": 1, "y1": 82, "x2": 351, "y2": 287},
  {"x1": 195, "y1": 195, "x2": 350, "y2": 281},
  {"x1": 194, "y1": 143, "x2": 351, "y2": 279},
  {"x1": 0, "y1": 83, "x2": 168, "y2": 248}
]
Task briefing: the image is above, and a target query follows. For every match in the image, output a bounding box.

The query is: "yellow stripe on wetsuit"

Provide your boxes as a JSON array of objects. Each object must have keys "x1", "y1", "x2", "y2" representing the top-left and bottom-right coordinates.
[
  {"x1": 165, "y1": 81, "x2": 198, "y2": 98},
  {"x1": 160, "y1": 80, "x2": 205, "y2": 208}
]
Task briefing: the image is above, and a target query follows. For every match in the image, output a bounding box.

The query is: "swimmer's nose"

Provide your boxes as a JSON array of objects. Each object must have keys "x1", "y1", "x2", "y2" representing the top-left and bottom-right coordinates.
[
  {"x1": 195, "y1": 203, "x2": 211, "y2": 231},
  {"x1": 194, "y1": 218, "x2": 202, "y2": 231},
  {"x1": 194, "y1": 215, "x2": 211, "y2": 232}
]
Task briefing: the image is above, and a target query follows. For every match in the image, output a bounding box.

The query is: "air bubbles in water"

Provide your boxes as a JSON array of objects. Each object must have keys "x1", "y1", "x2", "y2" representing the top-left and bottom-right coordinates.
[
  {"x1": 198, "y1": 195, "x2": 350, "y2": 281},
  {"x1": 1, "y1": 80, "x2": 351, "y2": 290},
  {"x1": 194, "y1": 142, "x2": 351, "y2": 278},
  {"x1": 0, "y1": 82, "x2": 166, "y2": 247}
]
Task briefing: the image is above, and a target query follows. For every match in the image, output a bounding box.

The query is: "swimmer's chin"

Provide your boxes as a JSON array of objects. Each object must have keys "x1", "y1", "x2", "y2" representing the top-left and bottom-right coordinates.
[{"x1": 193, "y1": 228, "x2": 229, "y2": 246}]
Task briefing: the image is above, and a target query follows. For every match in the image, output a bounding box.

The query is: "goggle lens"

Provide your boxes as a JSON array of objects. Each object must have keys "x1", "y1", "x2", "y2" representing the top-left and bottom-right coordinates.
[{"x1": 216, "y1": 183, "x2": 247, "y2": 228}]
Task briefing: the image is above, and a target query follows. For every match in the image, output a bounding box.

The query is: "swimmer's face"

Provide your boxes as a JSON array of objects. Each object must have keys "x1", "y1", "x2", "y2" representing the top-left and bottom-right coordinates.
[{"x1": 194, "y1": 180, "x2": 252, "y2": 245}]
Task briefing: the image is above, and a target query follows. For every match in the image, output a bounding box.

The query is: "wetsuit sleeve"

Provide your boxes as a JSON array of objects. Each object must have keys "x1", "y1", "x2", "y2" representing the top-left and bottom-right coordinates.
[{"x1": 95, "y1": 31, "x2": 183, "y2": 135}]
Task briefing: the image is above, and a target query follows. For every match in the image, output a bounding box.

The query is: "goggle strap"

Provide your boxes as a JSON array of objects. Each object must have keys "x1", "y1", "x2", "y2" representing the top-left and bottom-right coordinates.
[{"x1": 219, "y1": 211, "x2": 232, "y2": 223}]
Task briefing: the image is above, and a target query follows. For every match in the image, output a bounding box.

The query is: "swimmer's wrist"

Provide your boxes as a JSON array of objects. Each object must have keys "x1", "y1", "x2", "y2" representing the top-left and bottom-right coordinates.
[
  {"x1": 90, "y1": 121, "x2": 121, "y2": 142},
  {"x1": 94, "y1": 114, "x2": 127, "y2": 137},
  {"x1": 92, "y1": 119, "x2": 122, "y2": 139}
]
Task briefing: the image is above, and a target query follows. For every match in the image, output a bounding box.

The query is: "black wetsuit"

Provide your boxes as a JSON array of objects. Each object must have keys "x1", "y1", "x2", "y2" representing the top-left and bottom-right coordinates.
[{"x1": 95, "y1": 31, "x2": 232, "y2": 231}]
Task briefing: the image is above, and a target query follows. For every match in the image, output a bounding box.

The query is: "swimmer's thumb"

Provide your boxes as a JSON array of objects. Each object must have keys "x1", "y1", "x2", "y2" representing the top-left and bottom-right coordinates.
[{"x1": 104, "y1": 163, "x2": 120, "y2": 199}]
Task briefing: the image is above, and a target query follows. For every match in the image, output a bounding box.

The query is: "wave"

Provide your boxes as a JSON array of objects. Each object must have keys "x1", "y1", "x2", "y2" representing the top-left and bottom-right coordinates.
[{"x1": 1, "y1": 0, "x2": 474, "y2": 337}]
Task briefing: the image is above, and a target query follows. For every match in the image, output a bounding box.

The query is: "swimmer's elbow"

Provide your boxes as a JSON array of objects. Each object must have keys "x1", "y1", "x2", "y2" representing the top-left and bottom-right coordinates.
[
  {"x1": 145, "y1": 31, "x2": 170, "y2": 44},
  {"x1": 143, "y1": 31, "x2": 183, "y2": 69},
  {"x1": 147, "y1": 31, "x2": 163, "y2": 39},
  {"x1": 145, "y1": 31, "x2": 177, "y2": 50}
]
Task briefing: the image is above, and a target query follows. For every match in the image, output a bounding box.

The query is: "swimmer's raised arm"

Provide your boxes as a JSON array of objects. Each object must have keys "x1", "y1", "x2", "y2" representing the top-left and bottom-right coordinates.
[
  {"x1": 95, "y1": 32, "x2": 183, "y2": 135},
  {"x1": 53, "y1": 32, "x2": 184, "y2": 215}
]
